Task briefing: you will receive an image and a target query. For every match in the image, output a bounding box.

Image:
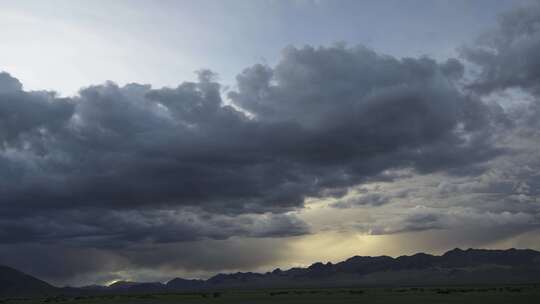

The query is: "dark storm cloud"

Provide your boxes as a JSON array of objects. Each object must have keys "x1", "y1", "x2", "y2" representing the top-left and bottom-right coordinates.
[
  {"x1": 462, "y1": 2, "x2": 540, "y2": 96},
  {"x1": 0, "y1": 45, "x2": 499, "y2": 243},
  {"x1": 0, "y1": 72, "x2": 73, "y2": 142},
  {"x1": 231, "y1": 46, "x2": 501, "y2": 170},
  {"x1": 0, "y1": 209, "x2": 308, "y2": 246},
  {"x1": 0, "y1": 44, "x2": 505, "y2": 284}
]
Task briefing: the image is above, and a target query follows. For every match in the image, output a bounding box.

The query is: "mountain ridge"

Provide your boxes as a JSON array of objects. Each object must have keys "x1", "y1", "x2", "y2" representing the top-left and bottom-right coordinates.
[
  {"x1": 2, "y1": 248, "x2": 540, "y2": 297},
  {"x1": 0, "y1": 265, "x2": 57, "y2": 297}
]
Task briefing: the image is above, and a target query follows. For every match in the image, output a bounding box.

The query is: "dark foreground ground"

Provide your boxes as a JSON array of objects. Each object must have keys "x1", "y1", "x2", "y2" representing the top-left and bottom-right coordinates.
[{"x1": 2, "y1": 285, "x2": 540, "y2": 304}]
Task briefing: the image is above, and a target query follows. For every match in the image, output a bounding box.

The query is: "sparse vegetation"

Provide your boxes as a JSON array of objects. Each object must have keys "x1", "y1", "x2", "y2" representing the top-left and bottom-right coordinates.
[{"x1": 0, "y1": 285, "x2": 538, "y2": 304}]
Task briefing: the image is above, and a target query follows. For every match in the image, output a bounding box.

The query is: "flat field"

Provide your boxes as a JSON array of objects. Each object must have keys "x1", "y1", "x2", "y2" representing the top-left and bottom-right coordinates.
[{"x1": 2, "y1": 285, "x2": 540, "y2": 304}]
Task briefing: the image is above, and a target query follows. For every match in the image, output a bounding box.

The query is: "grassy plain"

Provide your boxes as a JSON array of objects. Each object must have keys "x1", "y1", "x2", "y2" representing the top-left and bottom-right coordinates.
[{"x1": 2, "y1": 285, "x2": 540, "y2": 304}]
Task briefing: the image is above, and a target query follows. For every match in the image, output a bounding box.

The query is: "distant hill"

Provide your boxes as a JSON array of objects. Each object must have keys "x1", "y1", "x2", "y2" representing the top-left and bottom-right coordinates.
[
  {"x1": 0, "y1": 265, "x2": 57, "y2": 297},
  {"x1": 166, "y1": 278, "x2": 205, "y2": 290},
  {"x1": 195, "y1": 248, "x2": 540, "y2": 289},
  {"x1": 2, "y1": 248, "x2": 540, "y2": 297}
]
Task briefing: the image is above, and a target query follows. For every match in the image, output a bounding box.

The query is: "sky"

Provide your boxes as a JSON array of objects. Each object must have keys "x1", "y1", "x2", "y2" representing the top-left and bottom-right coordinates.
[{"x1": 1, "y1": 0, "x2": 540, "y2": 286}]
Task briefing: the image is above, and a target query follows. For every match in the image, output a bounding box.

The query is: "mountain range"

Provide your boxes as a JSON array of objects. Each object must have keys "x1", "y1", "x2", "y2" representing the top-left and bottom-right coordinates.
[
  {"x1": 2, "y1": 248, "x2": 540, "y2": 297},
  {"x1": 0, "y1": 265, "x2": 57, "y2": 297}
]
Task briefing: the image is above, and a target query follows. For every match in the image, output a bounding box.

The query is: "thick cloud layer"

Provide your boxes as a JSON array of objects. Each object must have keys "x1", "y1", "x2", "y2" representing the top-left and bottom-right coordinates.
[
  {"x1": 0, "y1": 43, "x2": 509, "y2": 284},
  {"x1": 1, "y1": 45, "x2": 495, "y2": 229}
]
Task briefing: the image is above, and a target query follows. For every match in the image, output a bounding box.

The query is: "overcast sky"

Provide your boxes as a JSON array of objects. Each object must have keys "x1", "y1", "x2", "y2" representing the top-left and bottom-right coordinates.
[
  {"x1": 1, "y1": 0, "x2": 540, "y2": 286},
  {"x1": 0, "y1": 0, "x2": 527, "y2": 95}
]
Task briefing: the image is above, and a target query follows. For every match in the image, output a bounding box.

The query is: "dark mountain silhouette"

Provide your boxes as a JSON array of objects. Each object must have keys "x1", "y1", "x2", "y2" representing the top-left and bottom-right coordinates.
[
  {"x1": 2, "y1": 248, "x2": 540, "y2": 297},
  {"x1": 194, "y1": 248, "x2": 540, "y2": 289},
  {"x1": 0, "y1": 265, "x2": 57, "y2": 297},
  {"x1": 111, "y1": 281, "x2": 166, "y2": 293},
  {"x1": 166, "y1": 278, "x2": 205, "y2": 290}
]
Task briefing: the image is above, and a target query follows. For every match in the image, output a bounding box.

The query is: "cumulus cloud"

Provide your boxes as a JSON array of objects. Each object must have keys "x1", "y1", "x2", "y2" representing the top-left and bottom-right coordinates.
[
  {"x1": 462, "y1": 2, "x2": 540, "y2": 96},
  {"x1": 0, "y1": 73, "x2": 73, "y2": 142},
  {"x1": 0, "y1": 44, "x2": 496, "y2": 234},
  {"x1": 0, "y1": 42, "x2": 512, "y2": 284},
  {"x1": 320, "y1": 3, "x2": 540, "y2": 245}
]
